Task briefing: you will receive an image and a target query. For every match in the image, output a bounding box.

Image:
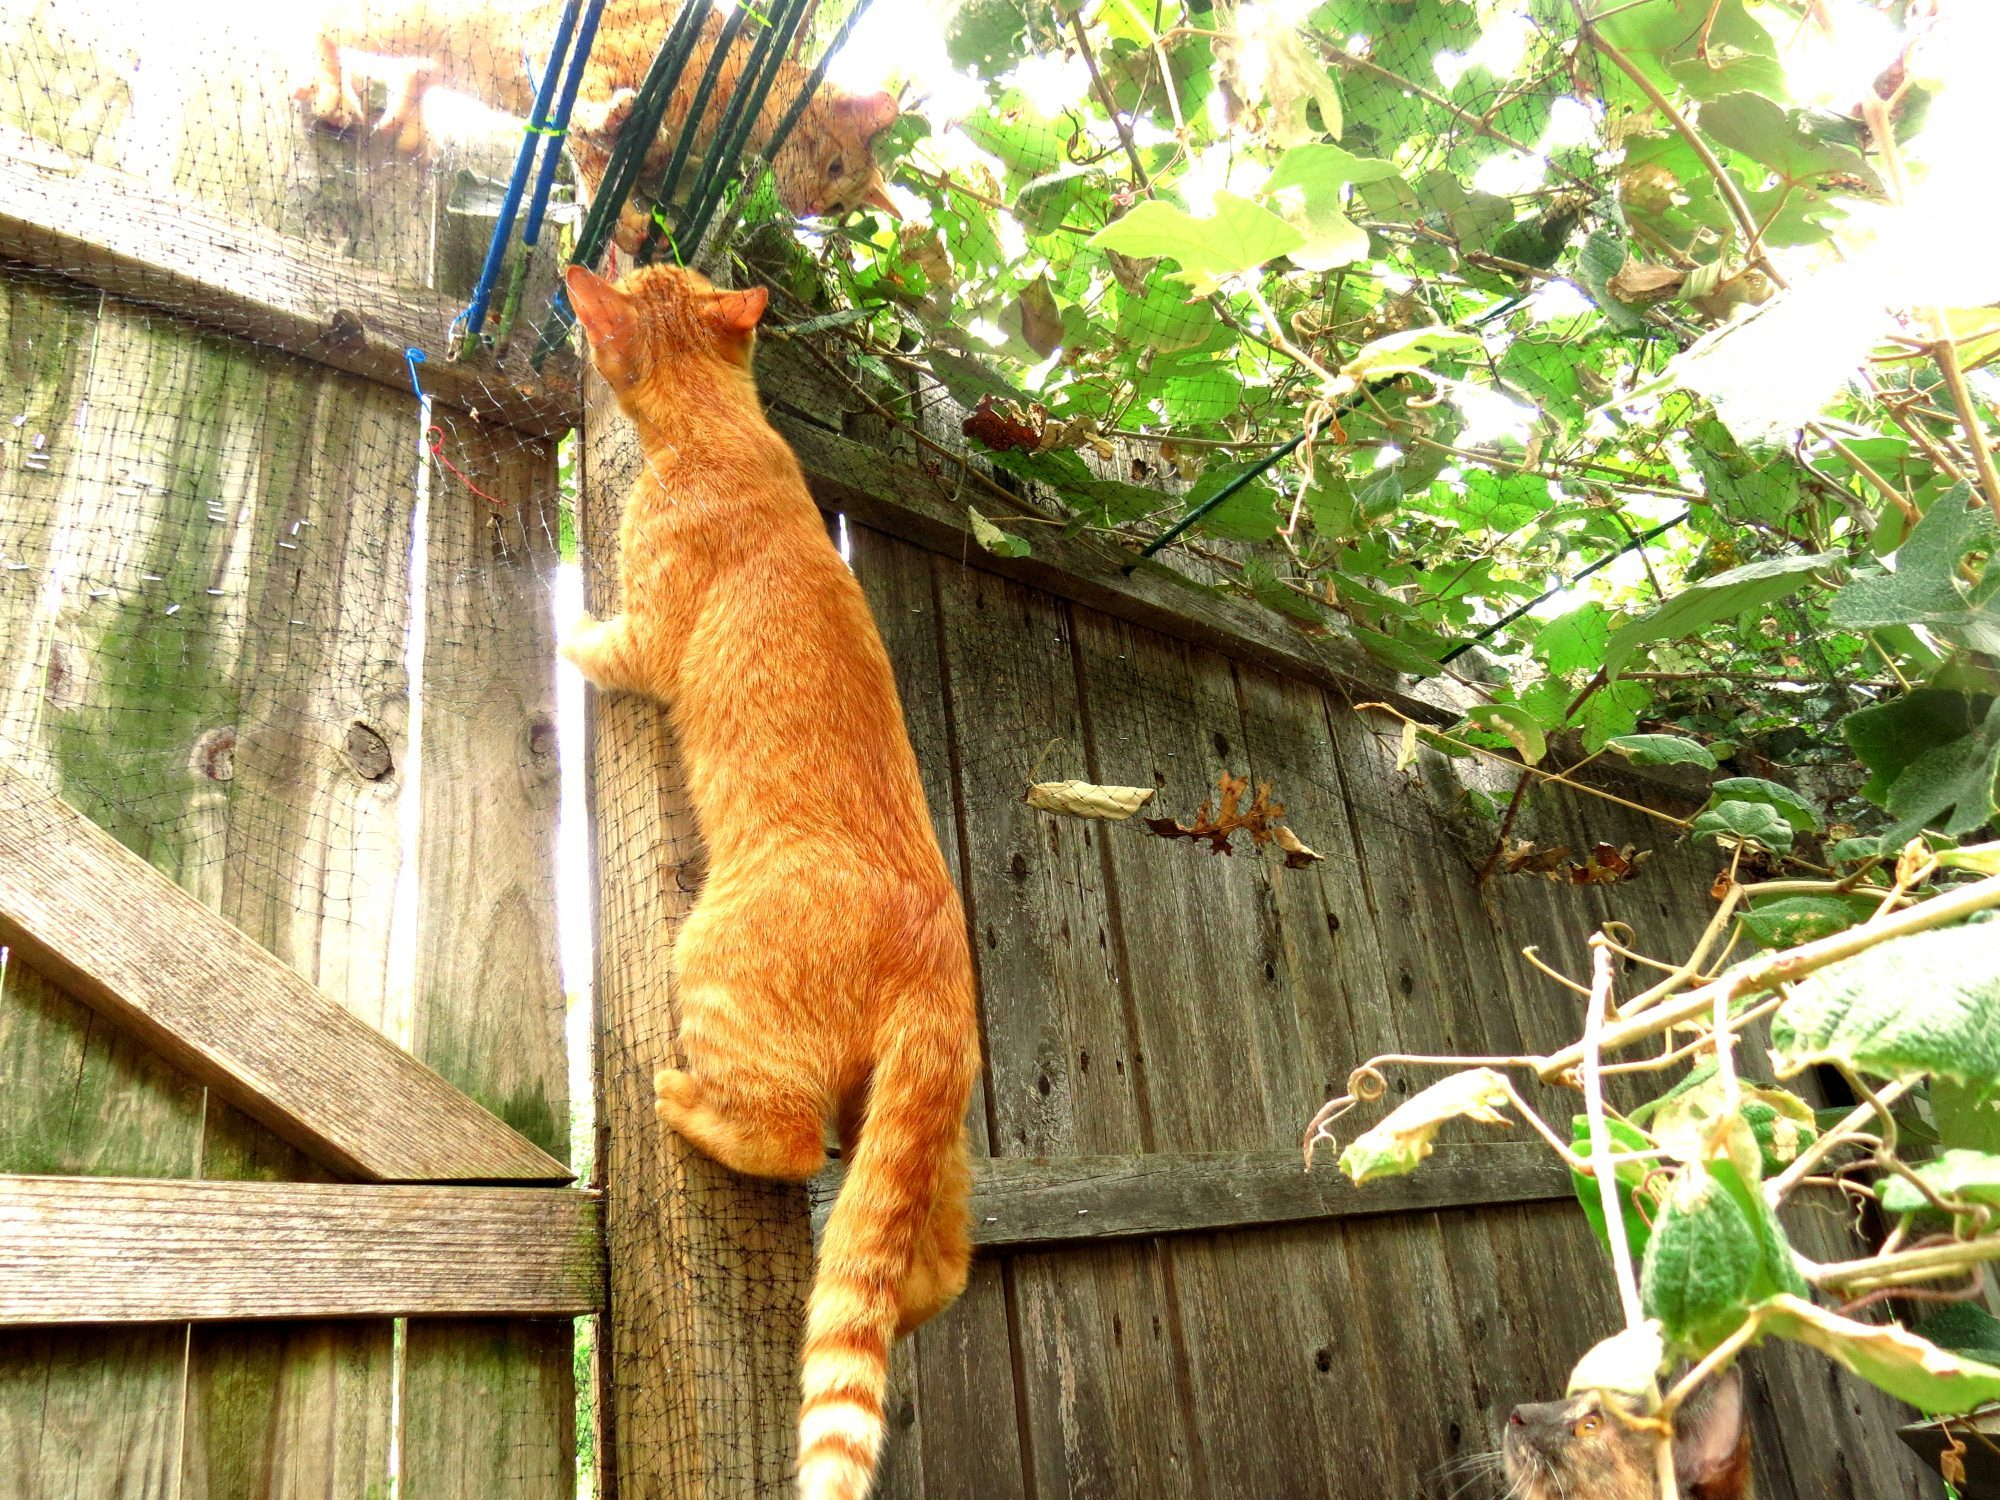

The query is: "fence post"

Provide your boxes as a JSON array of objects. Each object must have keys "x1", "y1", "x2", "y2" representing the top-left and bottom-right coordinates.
[{"x1": 579, "y1": 370, "x2": 815, "y2": 1499}]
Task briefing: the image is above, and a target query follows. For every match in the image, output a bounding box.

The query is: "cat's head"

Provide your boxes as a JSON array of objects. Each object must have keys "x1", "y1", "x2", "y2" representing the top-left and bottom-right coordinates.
[
  {"x1": 1502, "y1": 1366, "x2": 1751, "y2": 1500},
  {"x1": 775, "y1": 89, "x2": 902, "y2": 220},
  {"x1": 563, "y1": 263, "x2": 767, "y2": 399}
]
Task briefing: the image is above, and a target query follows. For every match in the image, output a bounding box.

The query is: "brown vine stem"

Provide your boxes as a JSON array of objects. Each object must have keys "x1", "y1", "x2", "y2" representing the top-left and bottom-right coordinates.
[
  {"x1": 1068, "y1": 7, "x2": 1153, "y2": 196},
  {"x1": 1808, "y1": 423, "x2": 1918, "y2": 524},
  {"x1": 1814, "y1": 1235, "x2": 2000, "y2": 1293},
  {"x1": 1538, "y1": 872, "x2": 2000, "y2": 1081},
  {"x1": 1354, "y1": 700, "x2": 1695, "y2": 831},
  {"x1": 1583, "y1": 934, "x2": 1647, "y2": 1330},
  {"x1": 1570, "y1": 2, "x2": 1788, "y2": 292}
]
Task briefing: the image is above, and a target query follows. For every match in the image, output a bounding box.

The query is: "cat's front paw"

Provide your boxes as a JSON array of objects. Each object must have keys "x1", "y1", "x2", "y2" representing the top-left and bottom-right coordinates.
[
  {"x1": 301, "y1": 75, "x2": 366, "y2": 135},
  {"x1": 571, "y1": 87, "x2": 638, "y2": 140}
]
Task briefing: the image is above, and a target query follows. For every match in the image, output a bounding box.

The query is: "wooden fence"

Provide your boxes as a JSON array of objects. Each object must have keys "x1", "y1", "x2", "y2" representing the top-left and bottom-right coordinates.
[{"x1": 0, "y1": 7, "x2": 1946, "y2": 1498}]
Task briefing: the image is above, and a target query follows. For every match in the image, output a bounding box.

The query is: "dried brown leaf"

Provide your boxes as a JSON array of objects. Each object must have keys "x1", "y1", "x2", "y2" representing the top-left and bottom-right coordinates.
[
  {"x1": 1025, "y1": 780, "x2": 1156, "y2": 821},
  {"x1": 1607, "y1": 260, "x2": 1684, "y2": 303}
]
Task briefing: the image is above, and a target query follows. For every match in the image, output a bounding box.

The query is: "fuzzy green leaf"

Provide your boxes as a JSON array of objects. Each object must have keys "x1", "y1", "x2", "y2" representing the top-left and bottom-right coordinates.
[
  {"x1": 1768, "y1": 921, "x2": 2000, "y2": 1089},
  {"x1": 1606, "y1": 734, "x2": 1719, "y2": 770},
  {"x1": 1604, "y1": 554, "x2": 1838, "y2": 678}
]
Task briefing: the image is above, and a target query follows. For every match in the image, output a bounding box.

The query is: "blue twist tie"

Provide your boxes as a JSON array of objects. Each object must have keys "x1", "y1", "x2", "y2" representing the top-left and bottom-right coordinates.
[{"x1": 405, "y1": 347, "x2": 428, "y2": 400}]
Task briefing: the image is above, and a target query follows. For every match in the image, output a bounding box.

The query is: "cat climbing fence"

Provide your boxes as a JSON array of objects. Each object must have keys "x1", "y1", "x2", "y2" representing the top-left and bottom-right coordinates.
[{"x1": 0, "y1": 3, "x2": 1944, "y2": 1498}]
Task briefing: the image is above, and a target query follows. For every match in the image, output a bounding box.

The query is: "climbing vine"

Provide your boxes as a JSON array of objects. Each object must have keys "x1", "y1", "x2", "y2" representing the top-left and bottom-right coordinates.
[{"x1": 742, "y1": 0, "x2": 1998, "y2": 862}]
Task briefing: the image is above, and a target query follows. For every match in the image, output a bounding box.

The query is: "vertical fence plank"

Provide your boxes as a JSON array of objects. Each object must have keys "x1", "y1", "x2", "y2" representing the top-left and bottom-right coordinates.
[
  {"x1": 844, "y1": 527, "x2": 1028, "y2": 1500},
  {"x1": 580, "y1": 368, "x2": 813, "y2": 1500},
  {"x1": 401, "y1": 420, "x2": 574, "y2": 1499},
  {"x1": 179, "y1": 354, "x2": 417, "y2": 1500},
  {"x1": 926, "y1": 564, "x2": 1196, "y2": 1500}
]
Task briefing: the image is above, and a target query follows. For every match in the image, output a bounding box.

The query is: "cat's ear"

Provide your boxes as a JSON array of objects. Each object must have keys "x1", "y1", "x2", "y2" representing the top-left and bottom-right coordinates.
[
  {"x1": 858, "y1": 178, "x2": 902, "y2": 219},
  {"x1": 705, "y1": 285, "x2": 768, "y2": 341},
  {"x1": 565, "y1": 265, "x2": 642, "y2": 382},
  {"x1": 836, "y1": 90, "x2": 900, "y2": 140},
  {"x1": 1672, "y1": 1365, "x2": 1749, "y2": 1485}
]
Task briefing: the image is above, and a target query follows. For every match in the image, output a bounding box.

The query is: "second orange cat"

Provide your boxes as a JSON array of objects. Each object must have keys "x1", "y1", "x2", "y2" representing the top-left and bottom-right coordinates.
[{"x1": 561, "y1": 260, "x2": 978, "y2": 1500}]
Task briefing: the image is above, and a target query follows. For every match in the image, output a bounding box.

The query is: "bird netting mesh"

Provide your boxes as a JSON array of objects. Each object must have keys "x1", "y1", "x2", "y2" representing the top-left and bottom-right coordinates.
[{"x1": 2, "y1": 1, "x2": 1885, "y2": 1495}]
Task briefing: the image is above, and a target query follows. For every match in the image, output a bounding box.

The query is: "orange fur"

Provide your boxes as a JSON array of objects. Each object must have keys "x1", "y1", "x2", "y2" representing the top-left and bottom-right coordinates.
[
  {"x1": 297, "y1": 1, "x2": 901, "y2": 246},
  {"x1": 562, "y1": 261, "x2": 977, "y2": 1500}
]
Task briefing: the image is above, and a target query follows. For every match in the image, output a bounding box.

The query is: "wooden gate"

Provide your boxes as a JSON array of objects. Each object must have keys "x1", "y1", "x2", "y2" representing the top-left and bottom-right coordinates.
[{"x1": 0, "y1": 6, "x2": 591, "y2": 1494}]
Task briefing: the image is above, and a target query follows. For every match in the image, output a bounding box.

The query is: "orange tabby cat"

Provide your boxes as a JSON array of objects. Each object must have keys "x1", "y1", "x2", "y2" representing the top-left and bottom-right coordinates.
[
  {"x1": 561, "y1": 260, "x2": 977, "y2": 1500},
  {"x1": 298, "y1": 2, "x2": 899, "y2": 246}
]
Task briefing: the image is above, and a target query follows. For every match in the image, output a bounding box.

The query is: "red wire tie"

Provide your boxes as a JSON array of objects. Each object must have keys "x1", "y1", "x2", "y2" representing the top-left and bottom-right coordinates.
[{"x1": 425, "y1": 425, "x2": 508, "y2": 507}]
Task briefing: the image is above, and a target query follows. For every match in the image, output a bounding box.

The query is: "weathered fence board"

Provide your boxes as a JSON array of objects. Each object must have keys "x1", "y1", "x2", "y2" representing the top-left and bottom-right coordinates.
[
  {"x1": 0, "y1": 761, "x2": 565, "y2": 1183},
  {"x1": 0, "y1": 1176, "x2": 602, "y2": 1320},
  {"x1": 403, "y1": 423, "x2": 575, "y2": 1500},
  {"x1": 830, "y1": 520, "x2": 1940, "y2": 1499}
]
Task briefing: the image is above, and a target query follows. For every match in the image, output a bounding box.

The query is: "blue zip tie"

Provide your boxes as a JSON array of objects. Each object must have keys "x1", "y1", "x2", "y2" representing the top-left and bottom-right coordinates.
[
  {"x1": 524, "y1": 0, "x2": 608, "y2": 249},
  {"x1": 459, "y1": 0, "x2": 586, "y2": 342}
]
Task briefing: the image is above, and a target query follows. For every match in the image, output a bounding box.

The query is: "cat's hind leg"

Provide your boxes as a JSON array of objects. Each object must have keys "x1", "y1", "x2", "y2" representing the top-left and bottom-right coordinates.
[{"x1": 655, "y1": 1060, "x2": 827, "y2": 1182}]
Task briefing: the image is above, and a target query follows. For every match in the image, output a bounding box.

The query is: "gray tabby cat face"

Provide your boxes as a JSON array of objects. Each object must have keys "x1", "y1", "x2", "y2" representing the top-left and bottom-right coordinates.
[{"x1": 1501, "y1": 1366, "x2": 1753, "y2": 1500}]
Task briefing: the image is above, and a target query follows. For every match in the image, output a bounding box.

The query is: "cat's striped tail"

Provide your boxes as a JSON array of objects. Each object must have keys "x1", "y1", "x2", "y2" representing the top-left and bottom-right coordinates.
[{"x1": 796, "y1": 1019, "x2": 974, "y2": 1500}]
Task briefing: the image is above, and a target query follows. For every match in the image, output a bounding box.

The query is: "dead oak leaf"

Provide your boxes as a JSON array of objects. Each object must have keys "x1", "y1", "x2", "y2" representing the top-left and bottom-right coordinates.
[{"x1": 1145, "y1": 769, "x2": 1320, "y2": 865}]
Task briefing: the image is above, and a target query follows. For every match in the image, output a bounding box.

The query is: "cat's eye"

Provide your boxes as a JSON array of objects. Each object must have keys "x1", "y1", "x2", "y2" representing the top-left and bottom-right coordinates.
[
  {"x1": 827, "y1": 156, "x2": 845, "y2": 177},
  {"x1": 1573, "y1": 1413, "x2": 1602, "y2": 1437}
]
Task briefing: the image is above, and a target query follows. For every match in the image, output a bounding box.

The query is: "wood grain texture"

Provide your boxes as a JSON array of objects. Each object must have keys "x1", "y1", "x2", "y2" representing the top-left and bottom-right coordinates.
[
  {"x1": 925, "y1": 562, "x2": 1197, "y2": 1500},
  {"x1": 0, "y1": 763, "x2": 566, "y2": 1185},
  {"x1": 0, "y1": 1176, "x2": 602, "y2": 1321},
  {"x1": 843, "y1": 525, "x2": 1030, "y2": 1500},
  {"x1": 0, "y1": 125, "x2": 578, "y2": 437},
  {"x1": 818, "y1": 1143, "x2": 1567, "y2": 1249},
  {"x1": 401, "y1": 413, "x2": 577, "y2": 1499},
  {"x1": 580, "y1": 363, "x2": 814, "y2": 1500}
]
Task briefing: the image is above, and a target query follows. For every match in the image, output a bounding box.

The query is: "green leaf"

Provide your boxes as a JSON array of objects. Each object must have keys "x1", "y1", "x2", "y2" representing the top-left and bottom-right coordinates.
[
  {"x1": 1704, "y1": 776, "x2": 1819, "y2": 834},
  {"x1": 1876, "y1": 699, "x2": 2000, "y2": 841},
  {"x1": 967, "y1": 506, "x2": 1031, "y2": 558},
  {"x1": 1262, "y1": 142, "x2": 1401, "y2": 195},
  {"x1": 1465, "y1": 703, "x2": 1547, "y2": 765},
  {"x1": 1769, "y1": 921, "x2": 2000, "y2": 1089},
  {"x1": 1089, "y1": 193, "x2": 1305, "y2": 294},
  {"x1": 1831, "y1": 484, "x2": 1997, "y2": 630},
  {"x1": 1242, "y1": 559, "x2": 1326, "y2": 625},
  {"x1": 1569, "y1": 1113, "x2": 1660, "y2": 1264},
  {"x1": 1878, "y1": 1148, "x2": 2000, "y2": 1217},
  {"x1": 1843, "y1": 689, "x2": 1988, "y2": 806},
  {"x1": 1689, "y1": 800, "x2": 1795, "y2": 855},
  {"x1": 1338, "y1": 1068, "x2": 1513, "y2": 1184},
  {"x1": 1699, "y1": 93, "x2": 1868, "y2": 183},
  {"x1": 1339, "y1": 326, "x2": 1484, "y2": 383},
  {"x1": 1913, "y1": 1304, "x2": 2000, "y2": 1366},
  {"x1": 1603, "y1": 553, "x2": 1838, "y2": 678},
  {"x1": 1936, "y1": 1077, "x2": 2000, "y2": 1153},
  {"x1": 1015, "y1": 165, "x2": 1110, "y2": 236},
  {"x1": 1181, "y1": 462, "x2": 1280, "y2": 541},
  {"x1": 1574, "y1": 230, "x2": 1648, "y2": 333},
  {"x1": 1740, "y1": 896, "x2": 1870, "y2": 950},
  {"x1": 1348, "y1": 621, "x2": 1441, "y2": 679},
  {"x1": 1606, "y1": 734, "x2": 1719, "y2": 770},
  {"x1": 1534, "y1": 604, "x2": 1612, "y2": 680},
  {"x1": 1113, "y1": 280, "x2": 1211, "y2": 352},
  {"x1": 1258, "y1": 144, "x2": 1391, "y2": 272},
  {"x1": 1758, "y1": 1295, "x2": 2000, "y2": 1415},
  {"x1": 1641, "y1": 1159, "x2": 1762, "y2": 1350},
  {"x1": 945, "y1": 2, "x2": 1034, "y2": 75},
  {"x1": 1642, "y1": 1072, "x2": 1820, "y2": 1177}
]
